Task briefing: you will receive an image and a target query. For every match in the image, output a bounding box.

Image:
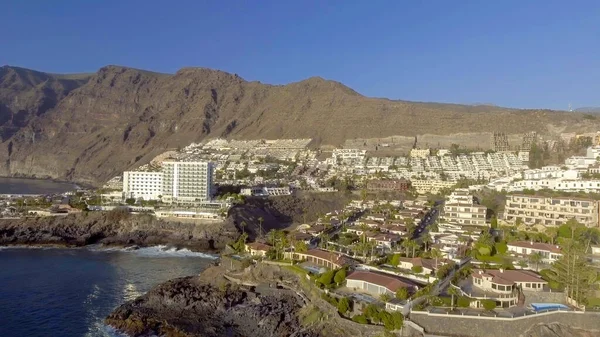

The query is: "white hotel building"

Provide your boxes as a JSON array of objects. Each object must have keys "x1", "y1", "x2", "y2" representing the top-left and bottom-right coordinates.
[
  {"x1": 162, "y1": 160, "x2": 214, "y2": 204},
  {"x1": 123, "y1": 171, "x2": 163, "y2": 200},
  {"x1": 123, "y1": 160, "x2": 214, "y2": 203}
]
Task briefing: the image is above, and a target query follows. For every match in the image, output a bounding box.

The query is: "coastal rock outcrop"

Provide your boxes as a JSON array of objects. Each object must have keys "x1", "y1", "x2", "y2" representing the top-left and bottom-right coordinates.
[
  {"x1": 0, "y1": 210, "x2": 238, "y2": 252},
  {"x1": 105, "y1": 275, "x2": 316, "y2": 337}
]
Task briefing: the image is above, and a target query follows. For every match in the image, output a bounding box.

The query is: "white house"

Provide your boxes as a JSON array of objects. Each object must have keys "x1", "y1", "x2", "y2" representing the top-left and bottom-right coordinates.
[
  {"x1": 346, "y1": 271, "x2": 415, "y2": 297},
  {"x1": 506, "y1": 241, "x2": 562, "y2": 263}
]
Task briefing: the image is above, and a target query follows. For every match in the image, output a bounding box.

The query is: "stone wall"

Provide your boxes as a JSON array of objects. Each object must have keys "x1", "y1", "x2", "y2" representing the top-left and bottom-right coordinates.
[
  {"x1": 522, "y1": 290, "x2": 566, "y2": 306},
  {"x1": 409, "y1": 311, "x2": 600, "y2": 337}
]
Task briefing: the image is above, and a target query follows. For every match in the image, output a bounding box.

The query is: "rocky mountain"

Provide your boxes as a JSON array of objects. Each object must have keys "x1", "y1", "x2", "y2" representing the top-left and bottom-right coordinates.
[{"x1": 1, "y1": 65, "x2": 598, "y2": 185}]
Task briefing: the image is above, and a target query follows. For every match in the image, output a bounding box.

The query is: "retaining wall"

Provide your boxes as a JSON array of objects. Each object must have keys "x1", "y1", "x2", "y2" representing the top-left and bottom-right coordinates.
[{"x1": 409, "y1": 311, "x2": 600, "y2": 337}]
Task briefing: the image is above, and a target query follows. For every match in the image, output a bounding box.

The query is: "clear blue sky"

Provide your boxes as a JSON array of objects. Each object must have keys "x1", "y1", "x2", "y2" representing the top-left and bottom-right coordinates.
[{"x1": 1, "y1": 0, "x2": 598, "y2": 110}]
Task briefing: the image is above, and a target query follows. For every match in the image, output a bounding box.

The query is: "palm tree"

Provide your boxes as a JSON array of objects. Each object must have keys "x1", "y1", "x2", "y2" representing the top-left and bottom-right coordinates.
[
  {"x1": 320, "y1": 233, "x2": 331, "y2": 250},
  {"x1": 430, "y1": 248, "x2": 444, "y2": 269},
  {"x1": 448, "y1": 286, "x2": 460, "y2": 310},
  {"x1": 545, "y1": 227, "x2": 558, "y2": 245},
  {"x1": 409, "y1": 240, "x2": 419, "y2": 258},
  {"x1": 528, "y1": 252, "x2": 543, "y2": 272},
  {"x1": 258, "y1": 217, "x2": 264, "y2": 239},
  {"x1": 401, "y1": 239, "x2": 412, "y2": 258},
  {"x1": 240, "y1": 221, "x2": 247, "y2": 235}
]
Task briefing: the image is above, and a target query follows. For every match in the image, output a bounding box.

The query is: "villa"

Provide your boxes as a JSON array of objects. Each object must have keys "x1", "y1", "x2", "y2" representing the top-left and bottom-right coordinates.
[
  {"x1": 346, "y1": 270, "x2": 415, "y2": 297},
  {"x1": 245, "y1": 242, "x2": 272, "y2": 257},
  {"x1": 286, "y1": 249, "x2": 357, "y2": 269},
  {"x1": 459, "y1": 269, "x2": 548, "y2": 308}
]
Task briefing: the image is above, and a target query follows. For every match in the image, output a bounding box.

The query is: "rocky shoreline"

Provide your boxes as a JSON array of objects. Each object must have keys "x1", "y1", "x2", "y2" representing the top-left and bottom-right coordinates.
[
  {"x1": 0, "y1": 210, "x2": 239, "y2": 253},
  {"x1": 105, "y1": 275, "x2": 315, "y2": 337}
]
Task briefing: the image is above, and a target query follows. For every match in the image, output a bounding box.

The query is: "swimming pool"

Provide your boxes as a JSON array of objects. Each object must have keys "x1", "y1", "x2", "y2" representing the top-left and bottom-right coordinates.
[{"x1": 530, "y1": 303, "x2": 569, "y2": 312}]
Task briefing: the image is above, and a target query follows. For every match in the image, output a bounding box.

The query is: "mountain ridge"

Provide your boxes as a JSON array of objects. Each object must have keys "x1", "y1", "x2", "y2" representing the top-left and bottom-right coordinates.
[{"x1": 0, "y1": 65, "x2": 598, "y2": 185}]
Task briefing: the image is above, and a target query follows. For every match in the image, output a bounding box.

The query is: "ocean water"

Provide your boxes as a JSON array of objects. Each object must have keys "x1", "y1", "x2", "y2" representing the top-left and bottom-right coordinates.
[
  {"x1": 0, "y1": 177, "x2": 77, "y2": 194},
  {"x1": 0, "y1": 247, "x2": 216, "y2": 337}
]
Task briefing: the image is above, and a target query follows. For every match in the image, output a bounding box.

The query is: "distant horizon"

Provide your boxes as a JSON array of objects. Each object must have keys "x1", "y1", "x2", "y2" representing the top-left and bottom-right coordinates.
[{"x1": 3, "y1": 62, "x2": 596, "y2": 113}]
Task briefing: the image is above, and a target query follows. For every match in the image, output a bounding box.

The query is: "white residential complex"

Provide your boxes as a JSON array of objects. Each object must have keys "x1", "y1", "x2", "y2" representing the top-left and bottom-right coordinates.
[
  {"x1": 441, "y1": 189, "x2": 487, "y2": 226},
  {"x1": 503, "y1": 194, "x2": 600, "y2": 227},
  {"x1": 122, "y1": 160, "x2": 214, "y2": 203}
]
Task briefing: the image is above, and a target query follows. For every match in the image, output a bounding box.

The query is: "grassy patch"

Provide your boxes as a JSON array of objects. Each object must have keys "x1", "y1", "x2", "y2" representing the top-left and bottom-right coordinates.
[
  {"x1": 586, "y1": 298, "x2": 600, "y2": 307},
  {"x1": 284, "y1": 265, "x2": 309, "y2": 276},
  {"x1": 300, "y1": 305, "x2": 325, "y2": 326}
]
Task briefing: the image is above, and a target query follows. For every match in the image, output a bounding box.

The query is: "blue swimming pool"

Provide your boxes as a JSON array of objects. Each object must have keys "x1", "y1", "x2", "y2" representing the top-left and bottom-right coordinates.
[
  {"x1": 303, "y1": 265, "x2": 325, "y2": 274},
  {"x1": 530, "y1": 303, "x2": 569, "y2": 312}
]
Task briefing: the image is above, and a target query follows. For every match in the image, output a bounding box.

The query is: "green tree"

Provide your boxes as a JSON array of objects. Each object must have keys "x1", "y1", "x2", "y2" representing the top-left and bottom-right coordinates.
[
  {"x1": 545, "y1": 227, "x2": 558, "y2": 245},
  {"x1": 490, "y1": 216, "x2": 498, "y2": 229},
  {"x1": 389, "y1": 254, "x2": 401, "y2": 266},
  {"x1": 528, "y1": 252, "x2": 543, "y2": 272},
  {"x1": 257, "y1": 217, "x2": 265, "y2": 238},
  {"x1": 352, "y1": 314, "x2": 368, "y2": 324},
  {"x1": 240, "y1": 221, "x2": 247, "y2": 235},
  {"x1": 430, "y1": 248, "x2": 444, "y2": 269},
  {"x1": 448, "y1": 286, "x2": 461, "y2": 310},
  {"x1": 547, "y1": 239, "x2": 595, "y2": 303},
  {"x1": 395, "y1": 287, "x2": 409, "y2": 300},
  {"x1": 334, "y1": 268, "x2": 347, "y2": 286},
  {"x1": 294, "y1": 240, "x2": 308, "y2": 253},
  {"x1": 337, "y1": 297, "x2": 351, "y2": 314},
  {"x1": 391, "y1": 312, "x2": 404, "y2": 330},
  {"x1": 125, "y1": 198, "x2": 135, "y2": 205},
  {"x1": 317, "y1": 270, "x2": 336, "y2": 288},
  {"x1": 411, "y1": 265, "x2": 424, "y2": 273},
  {"x1": 380, "y1": 293, "x2": 392, "y2": 302}
]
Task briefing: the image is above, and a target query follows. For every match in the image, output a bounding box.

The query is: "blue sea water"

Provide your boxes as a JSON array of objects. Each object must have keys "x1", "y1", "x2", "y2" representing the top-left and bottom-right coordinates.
[{"x1": 0, "y1": 247, "x2": 215, "y2": 337}]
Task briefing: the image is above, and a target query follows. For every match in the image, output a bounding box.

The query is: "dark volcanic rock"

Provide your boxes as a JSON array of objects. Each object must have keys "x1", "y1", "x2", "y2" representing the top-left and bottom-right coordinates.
[
  {"x1": 106, "y1": 276, "x2": 315, "y2": 337},
  {"x1": 0, "y1": 211, "x2": 238, "y2": 252}
]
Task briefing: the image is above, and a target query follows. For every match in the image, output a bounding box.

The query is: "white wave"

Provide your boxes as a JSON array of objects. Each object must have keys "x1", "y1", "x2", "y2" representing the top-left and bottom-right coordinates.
[
  {"x1": 86, "y1": 244, "x2": 218, "y2": 259},
  {"x1": 132, "y1": 245, "x2": 219, "y2": 259},
  {"x1": 91, "y1": 323, "x2": 134, "y2": 337}
]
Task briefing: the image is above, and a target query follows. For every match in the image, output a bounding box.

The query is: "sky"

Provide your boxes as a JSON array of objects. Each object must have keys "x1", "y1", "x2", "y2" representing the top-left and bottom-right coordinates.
[{"x1": 1, "y1": 0, "x2": 599, "y2": 110}]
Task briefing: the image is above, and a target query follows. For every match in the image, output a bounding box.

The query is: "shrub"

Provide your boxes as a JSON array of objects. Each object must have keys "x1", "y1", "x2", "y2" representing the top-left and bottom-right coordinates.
[
  {"x1": 334, "y1": 268, "x2": 347, "y2": 285},
  {"x1": 317, "y1": 270, "x2": 336, "y2": 287},
  {"x1": 481, "y1": 299, "x2": 497, "y2": 311},
  {"x1": 352, "y1": 314, "x2": 368, "y2": 324},
  {"x1": 411, "y1": 265, "x2": 424, "y2": 273},
  {"x1": 395, "y1": 287, "x2": 409, "y2": 300},
  {"x1": 337, "y1": 297, "x2": 351, "y2": 314},
  {"x1": 457, "y1": 296, "x2": 471, "y2": 308}
]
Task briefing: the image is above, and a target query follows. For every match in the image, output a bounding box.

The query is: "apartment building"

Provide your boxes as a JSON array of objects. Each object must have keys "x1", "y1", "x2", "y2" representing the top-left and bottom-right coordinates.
[
  {"x1": 503, "y1": 194, "x2": 600, "y2": 227},
  {"x1": 410, "y1": 148, "x2": 430, "y2": 158},
  {"x1": 441, "y1": 189, "x2": 487, "y2": 226},
  {"x1": 411, "y1": 179, "x2": 455, "y2": 194},
  {"x1": 366, "y1": 178, "x2": 411, "y2": 192},
  {"x1": 162, "y1": 160, "x2": 214, "y2": 204},
  {"x1": 122, "y1": 171, "x2": 164, "y2": 200}
]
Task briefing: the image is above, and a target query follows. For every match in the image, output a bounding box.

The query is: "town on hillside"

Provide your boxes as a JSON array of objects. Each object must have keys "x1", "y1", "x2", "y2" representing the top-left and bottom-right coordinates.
[{"x1": 3, "y1": 132, "x2": 600, "y2": 331}]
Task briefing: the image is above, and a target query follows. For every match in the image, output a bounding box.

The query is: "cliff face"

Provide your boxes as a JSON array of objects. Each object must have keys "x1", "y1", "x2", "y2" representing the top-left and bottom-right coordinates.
[
  {"x1": 0, "y1": 211, "x2": 238, "y2": 252},
  {"x1": 1, "y1": 65, "x2": 598, "y2": 185},
  {"x1": 105, "y1": 276, "x2": 315, "y2": 337}
]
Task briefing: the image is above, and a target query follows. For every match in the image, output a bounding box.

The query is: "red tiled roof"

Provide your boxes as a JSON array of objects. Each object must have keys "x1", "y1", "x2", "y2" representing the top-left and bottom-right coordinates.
[
  {"x1": 507, "y1": 241, "x2": 562, "y2": 254},
  {"x1": 246, "y1": 242, "x2": 272, "y2": 251},
  {"x1": 472, "y1": 269, "x2": 547, "y2": 285},
  {"x1": 347, "y1": 271, "x2": 413, "y2": 293},
  {"x1": 301, "y1": 249, "x2": 357, "y2": 267}
]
